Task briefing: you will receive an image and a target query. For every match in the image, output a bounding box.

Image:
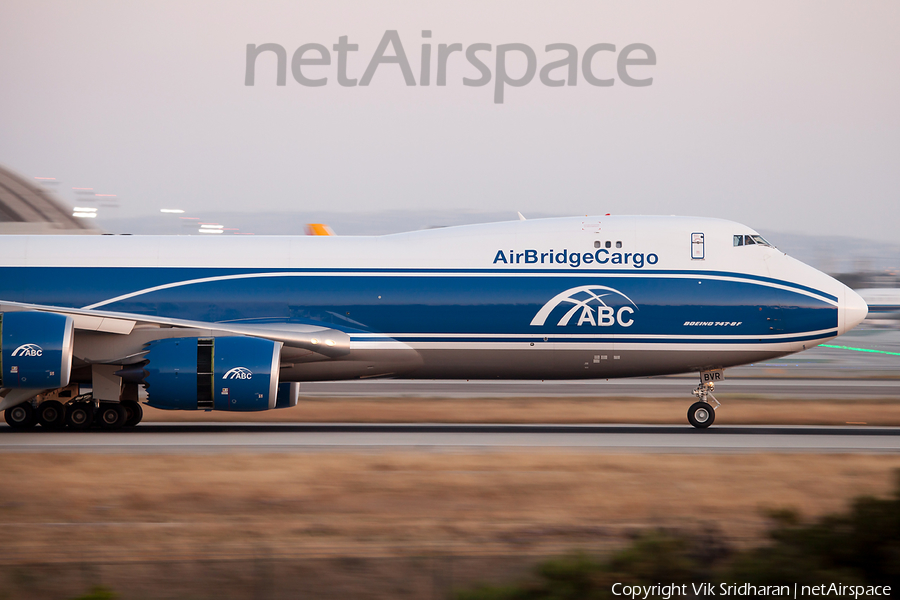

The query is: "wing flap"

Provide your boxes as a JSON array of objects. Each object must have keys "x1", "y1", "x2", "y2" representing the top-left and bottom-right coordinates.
[{"x1": 70, "y1": 314, "x2": 136, "y2": 334}]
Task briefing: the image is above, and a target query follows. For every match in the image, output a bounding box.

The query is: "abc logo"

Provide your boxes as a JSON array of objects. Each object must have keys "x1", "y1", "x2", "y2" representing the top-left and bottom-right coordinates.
[
  {"x1": 11, "y1": 344, "x2": 43, "y2": 357},
  {"x1": 222, "y1": 367, "x2": 253, "y2": 380}
]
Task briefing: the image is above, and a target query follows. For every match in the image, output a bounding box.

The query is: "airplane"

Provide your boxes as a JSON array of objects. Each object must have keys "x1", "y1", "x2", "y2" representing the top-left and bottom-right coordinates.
[{"x1": 0, "y1": 215, "x2": 868, "y2": 430}]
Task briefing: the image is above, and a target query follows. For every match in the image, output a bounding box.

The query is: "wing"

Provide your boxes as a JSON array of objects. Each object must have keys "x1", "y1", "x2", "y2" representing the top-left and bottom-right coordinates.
[{"x1": 0, "y1": 300, "x2": 350, "y2": 363}]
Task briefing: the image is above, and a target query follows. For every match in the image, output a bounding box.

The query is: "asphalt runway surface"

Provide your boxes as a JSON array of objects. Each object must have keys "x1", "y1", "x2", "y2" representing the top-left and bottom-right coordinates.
[{"x1": 2, "y1": 423, "x2": 899, "y2": 454}]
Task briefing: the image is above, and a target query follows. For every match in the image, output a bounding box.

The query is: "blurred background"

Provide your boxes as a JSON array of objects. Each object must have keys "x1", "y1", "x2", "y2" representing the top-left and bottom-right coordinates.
[{"x1": 1, "y1": 1, "x2": 898, "y2": 598}]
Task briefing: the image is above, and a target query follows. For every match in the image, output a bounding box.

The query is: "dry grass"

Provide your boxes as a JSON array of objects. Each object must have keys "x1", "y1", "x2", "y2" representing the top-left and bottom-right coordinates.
[
  {"x1": 141, "y1": 396, "x2": 900, "y2": 426},
  {"x1": 2, "y1": 451, "x2": 899, "y2": 564}
]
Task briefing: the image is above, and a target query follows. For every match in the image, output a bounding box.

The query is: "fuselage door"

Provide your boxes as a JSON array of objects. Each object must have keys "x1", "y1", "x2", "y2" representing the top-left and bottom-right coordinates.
[{"x1": 691, "y1": 232, "x2": 705, "y2": 260}]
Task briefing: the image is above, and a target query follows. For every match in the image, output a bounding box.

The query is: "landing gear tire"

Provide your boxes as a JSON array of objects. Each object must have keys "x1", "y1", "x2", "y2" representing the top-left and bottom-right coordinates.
[
  {"x1": 688, "y1": 401, "x2": 715, "y2": 429},
  {"x1": 66, "y1": 402, "x2": 94, "y2": 430},
  {"x1": 97, "y1": 403, "x2": 127, "y2": 430},
  {"x1": 121, "y1": 400, "x2": 143, "y2": 427},
  {"x1": 4, "y1": 403, "x2": 37, "y2": 429},
  {"x1": 38, "y1": 400, "x2": 67, "y2": 430}
]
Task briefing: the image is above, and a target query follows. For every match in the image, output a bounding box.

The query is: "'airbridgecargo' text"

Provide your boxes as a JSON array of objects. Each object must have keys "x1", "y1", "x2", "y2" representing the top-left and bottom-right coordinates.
[{"x1": 493, "y1": 248, "x2": 659, "y2": 268}]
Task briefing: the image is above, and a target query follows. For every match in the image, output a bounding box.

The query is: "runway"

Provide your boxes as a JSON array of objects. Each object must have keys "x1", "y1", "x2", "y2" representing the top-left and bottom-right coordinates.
[{"x1": 2, "y1": 423, "x2": 899, "y2": 454}]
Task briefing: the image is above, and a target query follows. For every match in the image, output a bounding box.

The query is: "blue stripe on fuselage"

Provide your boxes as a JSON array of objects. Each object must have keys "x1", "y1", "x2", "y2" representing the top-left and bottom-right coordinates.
[
  {"x1": 0, "y1": 267, "x2": 838, "y2": 341},
  {"x1": 357, "y1": 331, "x2": 838, "y2": 344}
]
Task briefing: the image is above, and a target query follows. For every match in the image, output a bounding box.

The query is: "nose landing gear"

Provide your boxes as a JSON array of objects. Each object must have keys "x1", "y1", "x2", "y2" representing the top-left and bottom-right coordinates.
[{"x1": 688, "y1": 381, "x2": 720, "y2": 429}]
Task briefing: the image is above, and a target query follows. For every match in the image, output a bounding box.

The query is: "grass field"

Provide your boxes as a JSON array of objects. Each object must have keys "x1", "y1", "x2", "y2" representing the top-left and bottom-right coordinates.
[{"x1": 3, "y1": 451, "x2": 899, "y2": 564}]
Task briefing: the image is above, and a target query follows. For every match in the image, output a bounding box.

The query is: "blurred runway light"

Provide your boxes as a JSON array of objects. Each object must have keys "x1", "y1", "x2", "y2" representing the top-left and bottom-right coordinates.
[
  {"x1": 160, "y1": 209, "x2": 185, "y2": 213},
  {"x1": 821, "y1": 344, "x2": 900, "y2": 356},
  {"x1": 73, "y1": 206, "x2": 98, "y2": 218}
]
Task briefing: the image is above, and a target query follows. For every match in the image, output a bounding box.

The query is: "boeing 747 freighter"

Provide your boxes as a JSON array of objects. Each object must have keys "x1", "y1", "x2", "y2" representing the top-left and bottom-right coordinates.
[{"x1": 0, "y1": 215, "x2": 868, "y2": 429}]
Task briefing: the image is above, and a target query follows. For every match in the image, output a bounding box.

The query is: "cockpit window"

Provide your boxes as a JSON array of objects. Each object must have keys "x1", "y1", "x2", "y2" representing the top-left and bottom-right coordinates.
[{"x1": 735, "y1": 234, "x2": 774, "y2": 248}]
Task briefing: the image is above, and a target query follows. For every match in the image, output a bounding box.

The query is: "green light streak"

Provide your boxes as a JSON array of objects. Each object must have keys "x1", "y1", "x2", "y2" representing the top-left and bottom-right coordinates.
[{"x1": 820, "y1": 344, "x2": 900, "y2": 356}]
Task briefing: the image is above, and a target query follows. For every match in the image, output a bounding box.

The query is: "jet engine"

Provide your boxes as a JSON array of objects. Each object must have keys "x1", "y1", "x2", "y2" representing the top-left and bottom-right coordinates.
[
  {"x1": 0, "y1": 311, "x2": 74, "y2": 389},
  {"x1": 143, "y1": 336, "x2": 282, "y2": 411}
]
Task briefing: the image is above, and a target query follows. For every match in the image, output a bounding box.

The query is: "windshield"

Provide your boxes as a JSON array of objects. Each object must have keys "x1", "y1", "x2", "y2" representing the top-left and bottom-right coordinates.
[
  {"x1": 734, "y1": 234, "x2": 776, "y2": 248},
  {"x1": 750, "y1": 235, "x2": 774, "y2": 247}
]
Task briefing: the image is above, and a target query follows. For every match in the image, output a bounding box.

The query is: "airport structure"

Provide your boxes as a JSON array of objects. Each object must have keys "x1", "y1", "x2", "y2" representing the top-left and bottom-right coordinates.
[{"x1": 0, "y1": 165, "x2": 97, "y2": 235}]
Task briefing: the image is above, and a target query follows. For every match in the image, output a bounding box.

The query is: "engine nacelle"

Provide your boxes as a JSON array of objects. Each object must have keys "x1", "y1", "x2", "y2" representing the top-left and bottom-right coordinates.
[
  {"x1": 144, "y1": 336, "x2": 282, "y2": 411},
  {"x1": 0, "y1": 311, "x2": 74, "y2": 389}
]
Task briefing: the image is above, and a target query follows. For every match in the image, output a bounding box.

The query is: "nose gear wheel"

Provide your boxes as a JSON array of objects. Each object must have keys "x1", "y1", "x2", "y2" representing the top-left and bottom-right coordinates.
[{"x1": 688, "y1": 381, "x2": 719, "y2": 429}]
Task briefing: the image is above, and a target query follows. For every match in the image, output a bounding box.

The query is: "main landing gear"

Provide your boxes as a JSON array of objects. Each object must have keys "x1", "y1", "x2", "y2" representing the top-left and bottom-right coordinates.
[
  {"x1": 38, "y1": 400, "x2": 67, "y2": 430},
  {"x1": 4, "y1": 402, "x2": 37, "y2": 429},
  {"x1": 688, "y1": 381, "x2": 720, "y2": 429},
  {"x1": 3, "y1": 395, "x2": 144, "y2": 431}
]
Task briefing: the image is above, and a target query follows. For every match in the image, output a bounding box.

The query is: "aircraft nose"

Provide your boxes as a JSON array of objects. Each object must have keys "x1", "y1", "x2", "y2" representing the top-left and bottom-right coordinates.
[{"x1": 838, "y1": 286, "x2": 868, "y2": 335}]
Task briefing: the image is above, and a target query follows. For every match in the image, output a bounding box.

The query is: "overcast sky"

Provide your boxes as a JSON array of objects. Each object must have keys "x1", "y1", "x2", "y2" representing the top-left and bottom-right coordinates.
[{"x1": 1, "y1": 1, "x2": 897, "y2": 241}]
